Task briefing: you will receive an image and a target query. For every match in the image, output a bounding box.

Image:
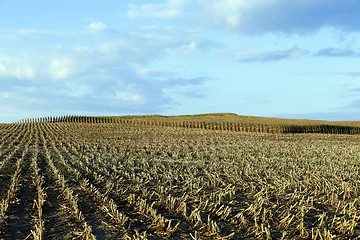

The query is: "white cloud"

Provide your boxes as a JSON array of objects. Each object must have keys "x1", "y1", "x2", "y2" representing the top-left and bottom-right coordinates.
[
  {"x1": 180, "y1": 42, "x2": 197, "y2": 56},
  {"x1": 194, "y1": 0, "x2": 257, "y2": 30},
  {"x1": 0, "y1": 92, "x2": 13, "y2": 99},
  {"x1": 123, "y1": 94, "x2": 145, "y2": 104},
  {"x1": 86, "y1": 21, "x2": 108, "y2": 31},
  {"x1": 132, "y1": 63, "x2": 152, "y2": 76},
  {"x1": 49, "y1": 58, "x2": 74, "y2": 80},
  {"x1": 99, "y1": 29, "x2": 209, "y2": 64},
  {"x1": 0, "y1": 57, "x2": 36, "y2": 80},
  {"x1": 127, "y1": 0, "x2": 189, "y2": 19},
  {"x1": 17, "y1": 29, "x2": 40, "y2": 36}
]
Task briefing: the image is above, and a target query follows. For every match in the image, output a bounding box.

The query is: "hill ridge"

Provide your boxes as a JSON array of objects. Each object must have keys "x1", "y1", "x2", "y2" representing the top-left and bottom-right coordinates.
[{"x1": 12, "y1": 113, "x2": 360, "y2": 135}]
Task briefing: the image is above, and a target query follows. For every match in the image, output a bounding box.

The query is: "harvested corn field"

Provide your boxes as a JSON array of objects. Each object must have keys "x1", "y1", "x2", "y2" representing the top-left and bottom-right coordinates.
[{"x1": 0, "y1": 119, "x2": 360, "y2": 239}]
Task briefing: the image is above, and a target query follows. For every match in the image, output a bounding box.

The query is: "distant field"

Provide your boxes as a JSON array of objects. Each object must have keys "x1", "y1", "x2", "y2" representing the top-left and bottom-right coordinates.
[
  {"x1": 0, "y1": 115, "x2": 359, "y2": 239},
  {"x1": 17, "y1": 113, "x2": 360, "y2": 134}
]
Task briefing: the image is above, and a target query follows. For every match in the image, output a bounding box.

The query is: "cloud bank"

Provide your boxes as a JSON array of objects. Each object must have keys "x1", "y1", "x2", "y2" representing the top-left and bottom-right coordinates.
[
  {"x1": 0, "y1": 25, "x2": 209, "y2": 121},
  {"x1": 128, "y1": 0, "x2": 360, "y2": 34}
]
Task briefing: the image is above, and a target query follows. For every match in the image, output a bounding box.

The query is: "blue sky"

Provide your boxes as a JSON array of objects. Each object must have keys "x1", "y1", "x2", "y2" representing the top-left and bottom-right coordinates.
[{"x1": 1, "y1": 0, "x2": 360, "y2": 123}]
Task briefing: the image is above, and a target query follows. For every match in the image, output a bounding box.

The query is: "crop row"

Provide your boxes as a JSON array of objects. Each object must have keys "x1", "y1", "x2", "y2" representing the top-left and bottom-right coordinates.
[
  {"x1": 15, "y1": 115, "x2": 360, "y2": 135},
  {"x1": 0, "y1": 122, "x2": 359, "y2": 239},
  {"x1": 41, "y1": 123, "x2": 360, "y2": 238}
]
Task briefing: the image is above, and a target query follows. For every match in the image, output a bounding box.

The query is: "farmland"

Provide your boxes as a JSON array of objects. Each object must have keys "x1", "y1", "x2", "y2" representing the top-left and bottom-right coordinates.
[{"x1": 0, "y1": 114, "x2": 360, "y2": 239}]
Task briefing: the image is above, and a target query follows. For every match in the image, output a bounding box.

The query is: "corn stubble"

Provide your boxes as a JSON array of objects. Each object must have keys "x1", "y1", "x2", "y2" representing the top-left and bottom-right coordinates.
[{"x1": 0, "y1": 116, "x2": 359, "y2": 239}]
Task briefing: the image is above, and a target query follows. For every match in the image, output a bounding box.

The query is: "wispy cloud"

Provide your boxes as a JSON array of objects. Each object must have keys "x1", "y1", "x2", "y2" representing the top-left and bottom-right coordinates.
[
  {"x1": 315, "y1": 48, "x2": 356, "y2": 57},
  {"x1": 334, "y1": 72, "x2": 360, "y2": 77},
  {"x1": 221, "y1": 47, "x2": 306, "y2": 62},
  {"x1": 346, "y1": 86, "x2": 360, "y2": 92}
]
